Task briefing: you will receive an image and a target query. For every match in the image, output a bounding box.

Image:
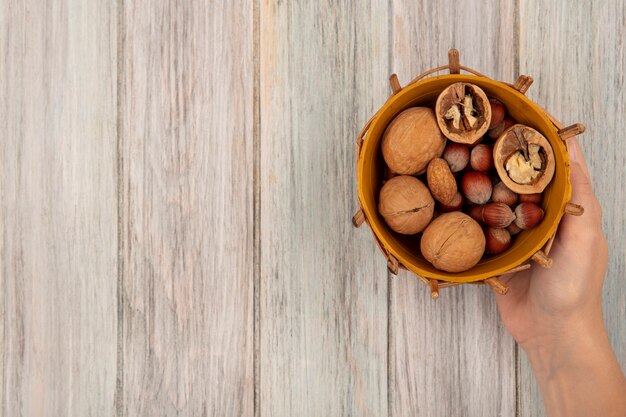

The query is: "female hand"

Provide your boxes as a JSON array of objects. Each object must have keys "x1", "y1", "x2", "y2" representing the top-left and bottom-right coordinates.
[{"x1": 495, "y1": 139, "x2": 626, "y2": 417}]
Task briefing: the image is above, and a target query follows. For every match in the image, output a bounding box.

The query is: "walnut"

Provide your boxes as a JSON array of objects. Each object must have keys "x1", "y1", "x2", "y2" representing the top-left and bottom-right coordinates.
[
  {"x1": 420, "y1": 212, "x2": 486, "y2": 273},
  {"x1": 378, "y1": 176, "x2": 435, "y2": 234},
  {"x1": 493, "y1": 124, "x2": 555, "y2": 194},
  {"x1": 381, "y1": 107, "x2": 447, "y2": 175},
  {"x1": 435, "y1": 83, "x2": 492, "y2": 145}
]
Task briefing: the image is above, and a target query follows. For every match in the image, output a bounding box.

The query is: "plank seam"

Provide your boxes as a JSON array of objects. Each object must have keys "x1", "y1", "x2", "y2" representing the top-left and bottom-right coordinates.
[
  {"x1": 253, "y1": 0, "x2": 261, "y2": 416},
  {"x1": 514, "y1": 0, "x2": 520, "y2": 77},
  {"x1": 115, "y1": 0, "x2": 126, "y2": 415}
]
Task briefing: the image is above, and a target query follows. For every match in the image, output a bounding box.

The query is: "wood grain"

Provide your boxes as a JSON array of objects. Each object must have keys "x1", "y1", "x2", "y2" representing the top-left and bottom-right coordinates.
[
  {"x1": 389, "y1": 2, "x2": 518, "y2": 416},
  {"x1": 0, "y1": 1, "x2": 118, "y2": 416},
  {"x1": 120, "y1": 0, "x2": 254, "y2": 415},
  {"x1": 518, "y1": 1, "x2": 626, "y2": 415},
  {"x1": 258, "y1": 1, "x2": 390, "y2": 415}
]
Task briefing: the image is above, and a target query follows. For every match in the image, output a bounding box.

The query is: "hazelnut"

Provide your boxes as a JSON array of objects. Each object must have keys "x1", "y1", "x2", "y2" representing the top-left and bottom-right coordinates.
[
  {"x1": 470, "y1": 144, "x2": 494, "y2": 172},
  {"x1": 435, "y1": 83, "x2": 492, "y2": 145},
  {"x1": 438, "y1": 192, "x2": 464, "y2": 212},
  {"x1": 507, "y1": 223, "x2": 523, "y2": 235},
  {"x1": 488, "y1": 116, "x2": 515, "y2": 139},
  {"x1": 420, "y1": 212, "x2": 486, "y2": 272},
  {"x1": 488, "y1": 99, "x2": 506, "y2": 129},
  {"x1": 491, "y1": 182, "x2": 518, "y2": 206},
  {"x1": 482, "y1": 203, "x2": 516, "y2": 228},
  {"x1": 518, "y1": 193, "x2": 543, "y2": 204},
  {"x1": 382, "y1": 107, "x2": 446, "y2": 175},
  {"x1": 378, "y1": 176, "x2": 435, "y2": 234},
  {"x1": 442, "y1": 143, "x2": 470, "y2": 172},
  {"x1": 484, "y1": 227, "x2": 512, "y2": 254},
  {"x1": 514, "y1": 202, "x2": 544, "y2": 230},
  {"x1": 468, "y1": 205, "x2": 485, "y2": 223},
  {"x1": 494, "y1": 124, "x2": 555, "y2": 194},
  {"x1": 427, "y1": 158, "x2": 458, "y2": 204},
  {"x1": 461, "y1": 171, "x2": 492, "y2": 204}
]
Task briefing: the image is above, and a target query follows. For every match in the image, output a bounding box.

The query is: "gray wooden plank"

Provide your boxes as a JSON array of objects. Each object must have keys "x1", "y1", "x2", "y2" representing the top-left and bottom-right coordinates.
[
  {"x1": 120, "y1": 1, "x2": 254, "y2": 415},
  {"x1": 518, "y1": 1, "x2": 626, "y2": 415},
  {"x1": 0, "y1": 1, "x2": 118, "y2": 416},
  {"x1": 258, "y1": 1, "x2": 389, "y2": 415},
  {"x1": 389, "y1": 2, "x2": 518, "y2": 416}
]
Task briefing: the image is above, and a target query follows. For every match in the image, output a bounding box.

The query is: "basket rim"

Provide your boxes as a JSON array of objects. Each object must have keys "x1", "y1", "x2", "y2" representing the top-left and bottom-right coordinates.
[{"x1": 357, "y1": 73, "x2": 572, "y2": 283}]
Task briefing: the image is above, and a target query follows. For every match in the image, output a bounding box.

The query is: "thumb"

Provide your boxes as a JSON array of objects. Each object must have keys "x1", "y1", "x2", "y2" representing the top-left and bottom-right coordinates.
[
  {"x1": 567, "y1": 138, "x2": 590, "y2": 179},
  {"x1": 567, "y1": 139, "x2": 596, "y2": 206},
  {"x1": 565, "y1": 139, "x2": 602, "y2": 227},
  {"x1": 570, "y1": 161, "x2": 596, "y2": 205}
]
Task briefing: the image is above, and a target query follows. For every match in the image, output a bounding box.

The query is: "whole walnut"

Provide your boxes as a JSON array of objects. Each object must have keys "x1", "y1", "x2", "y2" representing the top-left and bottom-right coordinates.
[
  {"x1": 420, "y1": 212, "x2": 485, "y2": 272},
  {"x1": 382, "y1": 107, "x2": 447, "y2": 175},
  {"x1": 378, "y1": 176, "x2": 434, "y2": 235}
]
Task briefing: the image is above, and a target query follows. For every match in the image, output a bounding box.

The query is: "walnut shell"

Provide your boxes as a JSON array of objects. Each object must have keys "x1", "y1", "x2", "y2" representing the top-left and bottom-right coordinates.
[
  {"x1": 378, "y1": 176, "x2": 435, "y2": 234},
  {"x1": 420, "y1": 212, "x2": 486, "y2": 273},
  {"x1": 382, "y1": 107, "x2": 447, "y2": 175},
  {"x1": 435, "y1": 83, "x2": 492, "y2": 145},
  {"x1": 493, "y1": 124, "x2": 555, "y2": 194}
]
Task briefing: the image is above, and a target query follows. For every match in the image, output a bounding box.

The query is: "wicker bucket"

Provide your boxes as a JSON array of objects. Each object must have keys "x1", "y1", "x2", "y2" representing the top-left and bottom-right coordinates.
[{"x1": 352, "y1": 49, "x2": 585, "y2": 297}]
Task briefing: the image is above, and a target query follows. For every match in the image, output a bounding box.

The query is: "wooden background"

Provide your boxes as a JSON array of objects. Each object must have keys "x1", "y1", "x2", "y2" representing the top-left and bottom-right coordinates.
[{"x1": 1, "y1": 0, "x2": 624, "y2": 416}]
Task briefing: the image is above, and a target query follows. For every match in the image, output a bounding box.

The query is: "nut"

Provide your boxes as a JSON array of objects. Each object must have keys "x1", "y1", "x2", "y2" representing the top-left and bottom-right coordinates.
[
  {"x1": 427, "y1": 158, "x2": 458, "y2": 204},
  {"x1": 507, "y1": 223, "x2": 523, "y2": 235},
  {"x1": 420, "y1": 212, "x2": 486, "y2": 272},
  {"x1": 461, "y1": 171, "x2": 492, "y2": 204},
  {"x1": 488, "y1": 99, "x2": 506, "y2": 129},
  {"x1": 468, "y1": 205, "x2": 485, "y2": 223},
  {"x1": 518, "y1": 193, "x2": 542, "y2": 204},
  {"x1": 514, "y1": 202, "x2": 544, "y2": 230},
  {"x1": 435, "y1": 83, "x2": 492, "y2": 145},
  {"x1": 382, "y1": 107, "x2": 447, "y2": 175},
  {"x1": 493, "y1": 124, "x2": 556, "y2": 194},
  {"x1": 488, "y1": 116, "x2": 515, "y2": 140},
  {"x1": 484, "y1": 227, "x2": 512, "y2": 254},
  {"x1": 438, "y1": 192, "x2": 464, "y2": 212},
  {"x1": 378, "y1": 176, "x2": 435, "y2": 234},
  {"x1": 442, "y1": 143, "x2": 470, "y2": 172},
  {"x1": 491, "y1": 182, "x2": 518, "y2": 206},
  {"x1": 470, "y1": 144, "x2": 494, "y2": 172},
  {"x1": 482, "y1": 203, "x2": 516, "y2": 227}
]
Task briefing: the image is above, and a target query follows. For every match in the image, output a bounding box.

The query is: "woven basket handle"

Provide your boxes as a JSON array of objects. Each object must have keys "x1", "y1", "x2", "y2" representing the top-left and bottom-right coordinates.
[{"x1": 355, "y1": 50, "x2": 487, "y2": 160}]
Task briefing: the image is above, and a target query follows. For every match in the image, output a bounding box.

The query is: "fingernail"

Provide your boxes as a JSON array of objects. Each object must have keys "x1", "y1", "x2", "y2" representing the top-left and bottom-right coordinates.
[{"x1": 567, "y1": 139, "x2": 579, "y2": 163}]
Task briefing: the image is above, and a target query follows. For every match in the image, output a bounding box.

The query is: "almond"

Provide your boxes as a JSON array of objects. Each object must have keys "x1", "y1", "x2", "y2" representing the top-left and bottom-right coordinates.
[{"x1": 427, "y1": 158, "x2": 458, "y2": 205}]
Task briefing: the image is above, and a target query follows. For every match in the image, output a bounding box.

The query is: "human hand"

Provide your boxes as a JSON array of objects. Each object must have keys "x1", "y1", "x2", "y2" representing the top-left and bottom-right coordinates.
[
  {"x1": 495, "y1": 138, "x2": 626, "y2": 417},
  {"x1": 495, "y1": 138, "x2": 607, "y2": 352}
]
